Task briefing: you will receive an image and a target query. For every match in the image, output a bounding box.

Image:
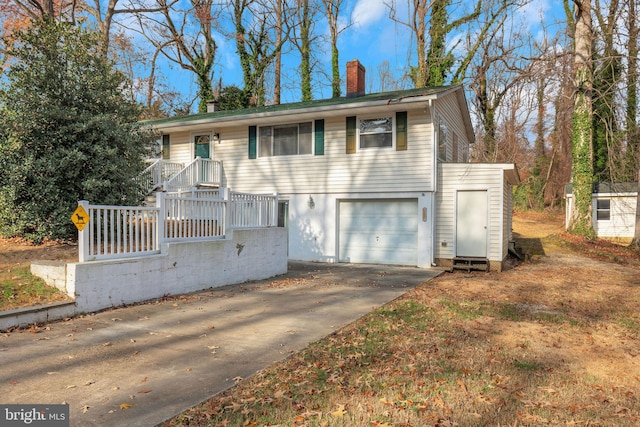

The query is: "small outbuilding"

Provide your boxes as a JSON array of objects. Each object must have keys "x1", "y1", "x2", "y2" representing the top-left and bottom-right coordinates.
[{"x1": 565, "y1": 182, "x2": 638, "y2": 241}]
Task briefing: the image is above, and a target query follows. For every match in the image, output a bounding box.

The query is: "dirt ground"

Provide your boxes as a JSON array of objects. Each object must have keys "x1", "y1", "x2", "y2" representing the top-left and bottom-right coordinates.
[
  {"x1": 0, "y1": 237, "x2": 77, "y2": 269},
  {"x1": 414, "y1": 210, "x2": 640, "y2": 389}
]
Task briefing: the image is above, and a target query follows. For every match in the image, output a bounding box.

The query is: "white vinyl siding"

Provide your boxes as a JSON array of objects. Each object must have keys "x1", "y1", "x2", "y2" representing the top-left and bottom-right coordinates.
[
  {"x1": 169, "y1": 132, "x2": 195, "y2": 164},
  {"x1": 172, "y1": 108, "x2": 434, "y2": 195},
  {"x1": 565, "y1": 192, "x2": 637, "y2": 239},
  {"x1": 593, "y1": 194, "x2": 637, "y2": 238},
  {"x1": 436, "y1": 163, "x2": 514, "y2": 264},
  {"x1": 436, "y1": 93, "x2": 471, "y2": 163}
]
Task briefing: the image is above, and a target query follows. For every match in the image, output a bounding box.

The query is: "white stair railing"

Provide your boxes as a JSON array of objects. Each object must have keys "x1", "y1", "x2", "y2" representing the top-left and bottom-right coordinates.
[
  {"x1": 163, "y1": 157, "x2": 222, "y2": 192},
  {"x1": 137, "y1": 159, "x2": 184, "y2": 196}
]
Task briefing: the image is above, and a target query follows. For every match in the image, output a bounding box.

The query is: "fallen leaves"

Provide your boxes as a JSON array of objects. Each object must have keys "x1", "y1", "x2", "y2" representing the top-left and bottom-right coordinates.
[
  {"x1": 330, "y1": 404, "x2": 347, "y2": 418},
  {"x1": 119, "y1": 403, "x2": 133, "y2": 410}
]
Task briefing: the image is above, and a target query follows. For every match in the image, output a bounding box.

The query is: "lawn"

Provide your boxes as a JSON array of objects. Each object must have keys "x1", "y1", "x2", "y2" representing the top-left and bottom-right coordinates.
[{"x1": 163, "y1": 211, "x2": 640, "y2": 426}]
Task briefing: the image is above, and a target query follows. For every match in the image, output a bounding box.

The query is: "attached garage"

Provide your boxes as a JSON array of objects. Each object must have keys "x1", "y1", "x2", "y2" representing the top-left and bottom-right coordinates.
[{"x1": 338, "y1": 199, "x2": 418, "y2": 266}]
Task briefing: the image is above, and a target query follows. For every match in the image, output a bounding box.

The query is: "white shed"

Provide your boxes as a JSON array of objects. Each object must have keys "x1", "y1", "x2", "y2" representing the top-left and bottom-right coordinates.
[
  {"x1": 435, "y1": 163, "x2": 521, "y2": 271},
  {"x1": 565, "y1": 182, "x2": 638, "y2": 240}
]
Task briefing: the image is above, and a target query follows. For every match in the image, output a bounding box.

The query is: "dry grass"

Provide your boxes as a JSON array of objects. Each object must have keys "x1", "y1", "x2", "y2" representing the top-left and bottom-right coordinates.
[{"x1": 164, "y1": 211, "x2": 640, "y2": 426}]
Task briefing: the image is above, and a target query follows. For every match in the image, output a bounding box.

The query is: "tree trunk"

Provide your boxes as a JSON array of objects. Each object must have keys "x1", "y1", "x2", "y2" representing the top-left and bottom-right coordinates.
[
  {"x1": 568, "y1": 0, "x2": 595, "y2": 237},
  {"x1": 273, "y1": 0, "x2": 283, "y2": 104},
  {"x1": 299, "y1": 0, "x2": 312, "y2": 101},
  {"x1": 634, "y1": 169, "x2": 640, "y2": 246}
]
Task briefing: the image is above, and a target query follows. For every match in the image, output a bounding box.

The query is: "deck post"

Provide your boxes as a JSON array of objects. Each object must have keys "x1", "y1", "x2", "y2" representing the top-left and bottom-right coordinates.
[
  {"x1": 222, "y1": 187, "x2": 231, "y2": 237},
  {"x1": 272, "y1": 192, "x2": 278, "y2": 226},
  {"x1": 156, "y1": 192, "x2": 166, "y2": 251},
  {"x1": 78, "y1": 200, "x2": 90, "y2": 263}
]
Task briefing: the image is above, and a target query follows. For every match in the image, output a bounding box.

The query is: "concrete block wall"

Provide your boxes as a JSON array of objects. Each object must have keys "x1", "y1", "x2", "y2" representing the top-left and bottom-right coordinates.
[{"x1": 31, "y1": 228, "x2": 287, "y2": 315}]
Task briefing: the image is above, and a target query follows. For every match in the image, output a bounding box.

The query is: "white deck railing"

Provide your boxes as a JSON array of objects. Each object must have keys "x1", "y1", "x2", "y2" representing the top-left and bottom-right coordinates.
[
  {"x1": 77, "y1": 189, "x2": 277, "y2": 262},
  {"x1": 79, "y1": 203, "x2": 161, "y2": 261},
  {"x1": 229, "y1": 191, "x2": 278, "y2": 228}
]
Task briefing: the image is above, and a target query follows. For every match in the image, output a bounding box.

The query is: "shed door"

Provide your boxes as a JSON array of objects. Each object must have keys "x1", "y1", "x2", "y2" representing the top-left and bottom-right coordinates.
[
  {"x1": 339, "y1": 200, "x2": 418, "y2": 266},
  {"x1": 456, "y1": 190, "x2": 488, "y2": 257}
]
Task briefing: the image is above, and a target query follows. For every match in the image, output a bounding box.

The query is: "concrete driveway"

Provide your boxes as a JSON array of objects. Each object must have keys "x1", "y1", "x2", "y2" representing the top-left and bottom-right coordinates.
[{"x1": 0, "y1": 261, "x2": 440, "y2": 426}]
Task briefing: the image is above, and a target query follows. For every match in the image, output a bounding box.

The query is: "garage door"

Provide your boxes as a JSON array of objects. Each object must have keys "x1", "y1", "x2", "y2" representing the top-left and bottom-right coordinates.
[{"x1": 339, "y1": 199, "x2": 418, "y2": 265}]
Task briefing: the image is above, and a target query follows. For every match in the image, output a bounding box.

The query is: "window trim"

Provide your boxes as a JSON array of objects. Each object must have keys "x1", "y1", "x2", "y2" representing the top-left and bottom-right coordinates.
[
  {"x1": 258, "y1": 121, "x2": 315, "y2": 158},
  {"x1": 357, "y1": 115, "x2": 395, "y2": 150},
  {"x1": 596, "y1": 198, "x2": 611, "y2": 221}
]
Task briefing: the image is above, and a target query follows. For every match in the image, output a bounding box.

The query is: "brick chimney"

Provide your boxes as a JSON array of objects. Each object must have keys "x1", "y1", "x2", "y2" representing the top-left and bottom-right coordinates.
[
  {"x1": 206, "y1": 99, "x2": 219, "y2": 113},
  {"x1": 346, "y1": 59, "x2": 365, "y2": 98}
]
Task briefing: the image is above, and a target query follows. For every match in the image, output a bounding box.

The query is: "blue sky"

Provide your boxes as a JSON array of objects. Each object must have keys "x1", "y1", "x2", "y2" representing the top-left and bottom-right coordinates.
[{"x1": 157, "y1": 0, "x2": 564, "y2": 108}]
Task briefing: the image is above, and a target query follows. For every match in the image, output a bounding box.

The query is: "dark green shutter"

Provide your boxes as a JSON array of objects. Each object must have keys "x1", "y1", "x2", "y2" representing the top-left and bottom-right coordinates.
[
  {"x1": 396, "y1": 111, "x2": 407, "y2": 151},
  {"x1": 314, "y1": 119, "x2": 324, "y2": 155},
  {"x1": 346, "y1": 116, "x2": 356, "y2": 154},
  {"x1": 162, "y1": 134, "x2": 170, "y2": 160},
  {"x1": 248, "y1": 126, "x2": 257, "y2": 159}
]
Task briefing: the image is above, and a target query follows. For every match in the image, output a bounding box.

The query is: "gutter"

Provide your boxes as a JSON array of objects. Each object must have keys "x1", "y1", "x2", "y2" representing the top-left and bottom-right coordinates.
[{"x1": 147, "y1": 94, "x2": 442, "y2": 131}]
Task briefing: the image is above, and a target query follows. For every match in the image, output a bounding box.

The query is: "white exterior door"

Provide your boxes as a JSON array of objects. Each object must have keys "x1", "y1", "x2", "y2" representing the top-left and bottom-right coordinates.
[
  {"x1": 339, "y1": 200, "x2": 418, "y2": 265},
  {"x1": 456, "y1": 190, "x2": 488, "y2": 257}
]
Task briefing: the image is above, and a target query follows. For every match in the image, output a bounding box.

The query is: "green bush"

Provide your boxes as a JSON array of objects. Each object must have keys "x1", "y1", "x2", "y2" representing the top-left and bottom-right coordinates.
[{"x1": 0, "y1": 20, "x2": 156, "y2": 243}]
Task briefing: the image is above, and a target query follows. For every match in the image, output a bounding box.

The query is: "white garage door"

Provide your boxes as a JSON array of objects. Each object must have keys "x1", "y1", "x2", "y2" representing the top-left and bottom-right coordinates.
[{"x1": 339, "y1": 199, "x2": 418, "y2": 266}]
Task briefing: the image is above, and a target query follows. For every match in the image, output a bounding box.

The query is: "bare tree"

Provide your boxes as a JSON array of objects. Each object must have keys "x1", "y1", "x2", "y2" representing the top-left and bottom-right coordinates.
[
  {"x1": 78, "y1": 0, "x2": 164, "y2": 56},
  {"x1": 629, "y1": 0, "x2": 640, "y2": 247},
  {"x1": 231, "y1": 0, "x2": 289, "y2": 106},
  {"x1": 10, "y1": 0, "x2": 58, "y2": 19},
  {"x1": 289, "y1": 0, "x2": 321, "y2": 101},
  {"x1": 387, "y1": 0, "x2": 516, "y2": 88},
  {"x1": 322, "y1": 0, "x2": 351, "y2": 98},
  {"x1": 272, "y1": 0, "x2": 286, "y2": 104},
  {"x1": 136, "y1": 0, "x2": 218, "y2": 113},
  {"x1": 468, "y1": 5, "x2": 527, "y2": 161}
]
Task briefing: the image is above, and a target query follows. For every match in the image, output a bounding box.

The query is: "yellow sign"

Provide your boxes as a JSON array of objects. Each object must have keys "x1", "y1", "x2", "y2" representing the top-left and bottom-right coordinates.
[{"x1": 71, "y1": 205, "x2": 89, "y2": 231}]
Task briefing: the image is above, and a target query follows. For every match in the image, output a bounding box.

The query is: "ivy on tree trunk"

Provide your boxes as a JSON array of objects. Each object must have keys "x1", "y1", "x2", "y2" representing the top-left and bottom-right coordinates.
[{"x1": 569, "y1": 0, "x2": 595, "y2": 238}]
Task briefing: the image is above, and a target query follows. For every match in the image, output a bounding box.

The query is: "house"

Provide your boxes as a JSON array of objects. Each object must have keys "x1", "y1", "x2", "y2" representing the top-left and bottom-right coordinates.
[
  {"x1": 565, "y1": 182, "x2": 638, "y2": 241},
  {"x1": 145, "y1": 60, "x2": 520, "y2": 271}
]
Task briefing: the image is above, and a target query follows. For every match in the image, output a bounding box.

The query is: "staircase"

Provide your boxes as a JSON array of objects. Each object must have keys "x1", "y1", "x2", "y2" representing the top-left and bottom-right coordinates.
[
  {"x1": 451, "y1": 257, "x2": 489, "y2": 272},
  {"x1": 138, "y1": 158, "x2": 223, "y2": 203}
]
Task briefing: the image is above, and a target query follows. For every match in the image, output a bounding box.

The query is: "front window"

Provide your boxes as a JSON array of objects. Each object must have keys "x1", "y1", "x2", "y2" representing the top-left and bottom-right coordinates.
[
  {"x1": 596, "y1": 199, "x2": 611, "y2": 221},
  {"x1": 259, "y1": 122, "x2": 312, "y2": 157},
  {"x1": 359, "y1": 117, "x2": 393, "y2": 148}
]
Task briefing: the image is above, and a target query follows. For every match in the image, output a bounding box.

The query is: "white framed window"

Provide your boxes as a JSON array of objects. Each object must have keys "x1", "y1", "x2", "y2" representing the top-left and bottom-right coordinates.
[
  {"x1": 259, "y1": 122, "x2": 313, "y2": 157},
  {"x1": 359, "y1": 116, "x2": 393, "y2": 149},
  {"x1": 596, "y1": 199, "x2": 611, "y2": 221}
]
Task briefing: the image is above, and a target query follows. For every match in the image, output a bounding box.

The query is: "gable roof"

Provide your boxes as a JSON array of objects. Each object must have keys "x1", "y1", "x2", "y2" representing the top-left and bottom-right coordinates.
[{"x1": 145, "y1": 85, "x2": 475, "y2": 143}]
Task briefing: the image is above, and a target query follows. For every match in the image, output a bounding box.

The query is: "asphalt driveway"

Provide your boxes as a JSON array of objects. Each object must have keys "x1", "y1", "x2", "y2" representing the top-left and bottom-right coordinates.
[{"x1": 0, "y1": 261, "x2": 440, "y2": 426}]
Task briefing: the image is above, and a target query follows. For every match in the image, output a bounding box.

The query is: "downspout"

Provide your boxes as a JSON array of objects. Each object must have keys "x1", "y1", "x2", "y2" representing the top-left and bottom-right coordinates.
[{"x1": 429, "y1": 98, "x2": 437, "y2": 267}]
